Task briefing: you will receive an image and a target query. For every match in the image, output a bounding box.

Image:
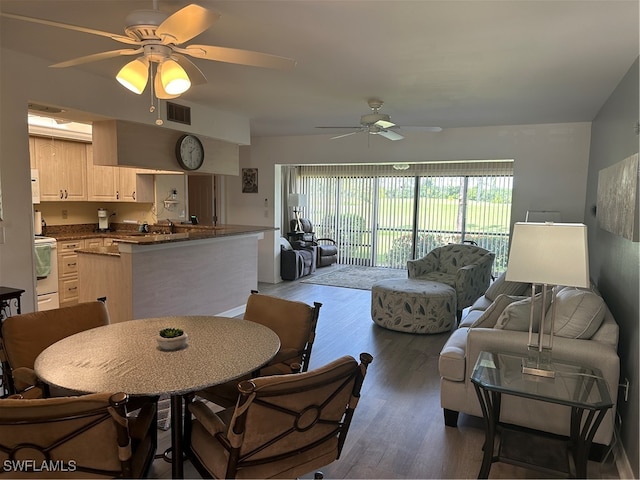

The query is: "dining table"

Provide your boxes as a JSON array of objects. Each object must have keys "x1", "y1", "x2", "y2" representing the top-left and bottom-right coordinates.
[{"x1": 34, "y1": 315, "x2": 281, "y2": 479}]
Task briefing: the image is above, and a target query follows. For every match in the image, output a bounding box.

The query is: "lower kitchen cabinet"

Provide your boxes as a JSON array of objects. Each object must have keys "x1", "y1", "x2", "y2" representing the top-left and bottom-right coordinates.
[{"x1": 57, "y1": 239, "x2": 84, "y2": 307}]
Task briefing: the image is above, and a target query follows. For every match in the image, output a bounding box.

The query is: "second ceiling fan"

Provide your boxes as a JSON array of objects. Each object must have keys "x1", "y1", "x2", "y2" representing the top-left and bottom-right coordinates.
[{"x1": 317, "y1": 99, "x2": 442, "y2": 141}]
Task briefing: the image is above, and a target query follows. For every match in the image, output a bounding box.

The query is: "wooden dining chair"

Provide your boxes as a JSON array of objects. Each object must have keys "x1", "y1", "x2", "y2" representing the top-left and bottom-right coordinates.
[
  {"x1": 0, "y1": 301, "x2": 110, "y2": 397},
  {"x1": 187, "y1": 353, "x2": 373, "y2": 479},
  {"x1": 0, "y1": 392, "x2": 157, "y2": 478},
  {"x1": 197, "y1": 291, "x2": 322, "y2": 407}
]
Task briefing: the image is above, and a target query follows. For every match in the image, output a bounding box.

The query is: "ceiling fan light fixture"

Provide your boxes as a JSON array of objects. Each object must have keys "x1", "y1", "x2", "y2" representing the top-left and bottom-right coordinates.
[
  {"x1": 154, "y1": 71, "x2": 180, "y2": 99},
  {"x1": 159, "y1": 59, "x2": 191, "y2": 95},
  {"x1": 116, "y1": 57, "x2": 149, "y2": 94}
]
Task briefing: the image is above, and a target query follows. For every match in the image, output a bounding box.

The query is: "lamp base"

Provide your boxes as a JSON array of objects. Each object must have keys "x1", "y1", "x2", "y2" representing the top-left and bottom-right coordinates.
[{"x1": 522, "y1": 347, "x2": 555, "y2": 378}]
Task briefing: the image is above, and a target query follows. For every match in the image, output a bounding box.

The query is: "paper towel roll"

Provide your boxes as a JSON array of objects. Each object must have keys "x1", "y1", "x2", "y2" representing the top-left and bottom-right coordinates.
[{"x1": 34, "y1": 210, "x2": 42, "y2": 235}]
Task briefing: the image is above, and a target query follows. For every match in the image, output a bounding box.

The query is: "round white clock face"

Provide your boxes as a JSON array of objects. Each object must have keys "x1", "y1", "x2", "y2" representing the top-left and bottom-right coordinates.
[{"x1": 176, "y1": 134, "x2": 204, "y2": 170}]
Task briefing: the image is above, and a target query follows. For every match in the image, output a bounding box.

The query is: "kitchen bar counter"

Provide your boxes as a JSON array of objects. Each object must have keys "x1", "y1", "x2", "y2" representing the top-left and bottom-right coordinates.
[
  {"x1": 49, "y1": 224, "x2": 275, "y2": 243},
  {"x1": 77, "y1": 226, "x2": 273, "y2": 323}
]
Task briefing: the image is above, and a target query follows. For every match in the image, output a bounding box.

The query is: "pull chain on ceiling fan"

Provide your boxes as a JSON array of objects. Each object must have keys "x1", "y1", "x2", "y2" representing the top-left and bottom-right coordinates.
[{"x1": 1, "y1": 2, "x2": 296, "y2": 123}]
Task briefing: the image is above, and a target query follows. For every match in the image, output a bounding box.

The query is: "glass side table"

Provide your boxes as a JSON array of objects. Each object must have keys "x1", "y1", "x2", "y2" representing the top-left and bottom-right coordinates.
[{"x1": 471, "y1": 350, "x2": 613, "y2": 479}]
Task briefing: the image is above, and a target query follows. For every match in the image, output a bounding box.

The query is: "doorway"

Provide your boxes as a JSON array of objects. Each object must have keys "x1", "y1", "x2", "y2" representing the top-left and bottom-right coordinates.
[{"x1": 187, "y1": 175, "x2": 216, "y2": 225}]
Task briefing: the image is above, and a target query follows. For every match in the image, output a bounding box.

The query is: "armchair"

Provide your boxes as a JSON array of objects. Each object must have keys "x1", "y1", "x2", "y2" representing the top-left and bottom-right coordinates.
[
  {"x1": 0, "y1": 301, "x2": 110, "y2": 397},
  {"x1": 187, "y1": 353, "x2": 373, "y2": 479},
  {"x1": 280, "y1": 237, "x2": 316, "y2": 281},
  {"x1": 290, "y1": 218, "x2": 338, "y2": 267},
  {"x1": 0, "y1": 392, "x2": 157, "y2": 478},
  {"x1": 197, "y1": 291, "x2": 322, "y2": 408},
  {"x1": 407, "y1": 244, "x2": 495, "y2": 318}
]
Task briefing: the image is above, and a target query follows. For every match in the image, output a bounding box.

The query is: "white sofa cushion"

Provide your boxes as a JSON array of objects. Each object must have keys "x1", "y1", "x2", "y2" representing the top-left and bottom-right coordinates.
[
  {"x1": 470, "y1": 294, "x2": 523, "y2": 328},
  {"x1": 484, "y1": 271, "x2": 529, "y2": 301},
  {"x1": 552, "y1": 287, "x2": 606, "y2": 339},
  {"x1": 494, "y1": 292, "x2": 552, "y2": 332}
]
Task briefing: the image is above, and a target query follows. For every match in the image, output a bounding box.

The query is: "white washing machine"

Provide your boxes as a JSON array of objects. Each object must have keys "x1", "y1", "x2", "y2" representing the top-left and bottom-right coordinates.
[{"x1": 34, "y1": 236, "x2": 60, "y2": 311}]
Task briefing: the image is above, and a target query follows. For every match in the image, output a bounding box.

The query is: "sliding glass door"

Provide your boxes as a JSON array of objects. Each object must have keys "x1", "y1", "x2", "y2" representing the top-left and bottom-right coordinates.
[{"x1": 296, "y1": 161, "x2": 513, "y2": 274}]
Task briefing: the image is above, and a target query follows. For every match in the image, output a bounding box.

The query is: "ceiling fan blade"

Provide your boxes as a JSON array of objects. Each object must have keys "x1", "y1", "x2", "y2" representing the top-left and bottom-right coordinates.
[
  {"x1": 316, "y1": 126, "x2": 362, "y2": 129},
  {"x1": 375, "y1": 119, "x2": 396, "y2": 129},
  {"x1": 331, "y1": 131, "x2": 362, "y2": 140},
  {"x1": 50, "y1": 48, "x2": 142, "y2": 68},
  {"x1": 183, "y1": 45, "x2": 296, "y2": 70},
  {"x1": 397, "y1": 126, "x2": 443, "y2": 132},
  {"x1": 0, "y1": 12, "x2": 139, "y2": 45},
  {"x1": 157, "y1": 4, "x2": 219, "y2": 45},
  {"x1": 378, "y1": 129, "x2": 404, "y2": 141},
  {"x1": 172, "y1": 54, "x2": 207, "y2": 85}
]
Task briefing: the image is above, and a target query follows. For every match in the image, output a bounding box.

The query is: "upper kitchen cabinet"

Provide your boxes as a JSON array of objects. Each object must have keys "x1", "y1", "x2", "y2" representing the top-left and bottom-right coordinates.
[
  {"x1": 32, "y1": 136, "x2": 87, "y2": 201},
  {"x1": 86, "y1": 144, "x2": 153, "y2": 203},
  {"x1": 92, "y1": 120, "x2": 239, "y2": 176}
]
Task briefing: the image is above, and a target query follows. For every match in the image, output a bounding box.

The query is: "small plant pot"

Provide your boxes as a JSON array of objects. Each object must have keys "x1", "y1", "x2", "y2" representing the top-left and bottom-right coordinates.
[{"x1": 157, "y1": 332, "x2": 188, "y2": 351}]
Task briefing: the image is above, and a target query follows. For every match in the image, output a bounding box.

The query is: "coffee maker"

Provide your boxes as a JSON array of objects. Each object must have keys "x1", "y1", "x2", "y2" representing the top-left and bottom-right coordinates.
[{"x1": 97, "y1": 208, "x2": 110, "y2": 232}]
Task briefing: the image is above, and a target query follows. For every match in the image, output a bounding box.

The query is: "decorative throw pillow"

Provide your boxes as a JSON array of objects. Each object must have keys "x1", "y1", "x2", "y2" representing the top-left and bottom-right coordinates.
[
  {"x1": 470, "y1": 294, "x2": 525, "y2": 329},
  {"x1": 484, "y1": 271, "x2": 530, "y2": 302},
  {"x1": 494, "y1": 292, "x2": 552, "y2": 332},
  {"x1": 552, "y1": 287, "x2": 606, "y2": 339}
]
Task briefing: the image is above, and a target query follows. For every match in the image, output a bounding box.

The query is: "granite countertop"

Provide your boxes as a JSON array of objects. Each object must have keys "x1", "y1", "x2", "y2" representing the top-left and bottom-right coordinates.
[{"x1": 49, "y1": 224, "x2": 277, "y2": 243}]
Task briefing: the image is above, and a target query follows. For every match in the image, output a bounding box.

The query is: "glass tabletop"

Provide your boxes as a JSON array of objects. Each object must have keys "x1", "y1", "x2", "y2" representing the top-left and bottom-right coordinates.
[{"x1": 471, "y1": 350, "x2": 612, "y2": 410}]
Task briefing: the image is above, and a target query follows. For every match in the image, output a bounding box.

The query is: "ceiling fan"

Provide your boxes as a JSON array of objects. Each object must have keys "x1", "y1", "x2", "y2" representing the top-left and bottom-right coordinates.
[
  {"x1": 0, "y1": 2, "x2": 296, "y2": 100},
  {"x1": 317, "y1": 99, "x2": 442, "y2": 141}
]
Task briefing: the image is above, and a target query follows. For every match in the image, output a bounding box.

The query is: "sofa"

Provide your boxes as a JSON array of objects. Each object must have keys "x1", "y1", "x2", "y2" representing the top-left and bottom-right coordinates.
[{"x1": 439, "y1": 271, "x2": 620, "y2": 447}]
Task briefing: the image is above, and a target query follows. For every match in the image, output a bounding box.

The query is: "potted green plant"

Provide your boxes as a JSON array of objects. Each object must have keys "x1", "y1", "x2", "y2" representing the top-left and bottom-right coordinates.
[{"x1": 157, "y1": 327, "x2": 188, "y2": 351}]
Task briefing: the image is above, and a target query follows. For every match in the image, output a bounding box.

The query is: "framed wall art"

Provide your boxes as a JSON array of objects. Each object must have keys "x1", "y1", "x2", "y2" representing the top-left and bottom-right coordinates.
[{"x1": 242, "y1": 168, "x2": 258, "y2": 193}]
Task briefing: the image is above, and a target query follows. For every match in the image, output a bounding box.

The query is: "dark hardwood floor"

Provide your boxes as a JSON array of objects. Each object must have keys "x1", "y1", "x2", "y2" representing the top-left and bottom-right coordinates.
[{"x1": 149, "y1": 275, "x2": 620, "y2": 479}]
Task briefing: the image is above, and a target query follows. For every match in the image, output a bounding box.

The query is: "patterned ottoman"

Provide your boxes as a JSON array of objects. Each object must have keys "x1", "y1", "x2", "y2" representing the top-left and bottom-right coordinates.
[{"x1": 371, "y1": 279, "x2": 457, "y2": 334}]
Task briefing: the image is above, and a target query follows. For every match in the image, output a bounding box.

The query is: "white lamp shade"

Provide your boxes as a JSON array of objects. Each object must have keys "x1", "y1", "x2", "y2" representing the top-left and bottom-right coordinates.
[
  {"x1": 288, "y1": 193, "x2": 308, "y2": 208},
  {"x1": 159, "y1": 59, "x2": 191, "y2": 95},
  {"x1": 505, "y1": 222, "x2": 590, "y2": 288},
  {"x1": 154, "y1": 71, "x2": 180, "y2": 100},
  {"x1": 116, "y1": 58, "x2": 149, "y2": 94}
]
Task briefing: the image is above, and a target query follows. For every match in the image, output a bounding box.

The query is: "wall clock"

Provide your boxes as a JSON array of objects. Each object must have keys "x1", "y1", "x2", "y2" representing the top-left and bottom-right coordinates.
[{"x1": 175, "y1": 134, "x2": 204, "y2": 171}]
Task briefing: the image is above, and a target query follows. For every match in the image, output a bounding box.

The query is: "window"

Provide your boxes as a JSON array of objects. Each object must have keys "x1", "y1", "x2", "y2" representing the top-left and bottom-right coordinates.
[{"x1": 295, "y1": 161, "x2": 513, "y2": 275}]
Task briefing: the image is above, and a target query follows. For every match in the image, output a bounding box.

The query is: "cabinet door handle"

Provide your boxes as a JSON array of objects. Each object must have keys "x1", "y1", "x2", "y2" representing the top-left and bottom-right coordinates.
[
  {"x1": 116, "y1": 190, "x2": 120, "y2": 200},
  {"x1": 132, "y1": 191, "x2": 136, "y2": 201},
  {"x1": 59, "y1": 190, "x2": 64, "y2": 199},
  {"x1": 64, "y1": 189, "x2": 68, "y2": 199}
]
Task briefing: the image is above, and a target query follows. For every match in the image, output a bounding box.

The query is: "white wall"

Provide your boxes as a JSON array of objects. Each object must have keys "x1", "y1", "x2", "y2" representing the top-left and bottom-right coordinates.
[{"x1": 226, "y1": 123, "x2": 592, "y2": 283}]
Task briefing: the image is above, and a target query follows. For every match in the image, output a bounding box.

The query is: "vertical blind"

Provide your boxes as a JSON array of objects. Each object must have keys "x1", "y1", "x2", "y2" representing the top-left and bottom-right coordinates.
[{"x1": 292, "y1": 161, "x2": 513, "y2": 273}]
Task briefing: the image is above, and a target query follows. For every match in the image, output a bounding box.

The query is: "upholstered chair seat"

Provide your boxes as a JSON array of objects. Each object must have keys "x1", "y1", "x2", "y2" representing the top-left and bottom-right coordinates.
[
  {"x1": 0, "y1": 392, "x2": 157, "y2": 478},
  {"x1": 196, "y1": 292, "x2": 321, "y2": 407},
  {"x1": 0, "y1": 301, "x2": 110, "y2": 396},
  {"x1": 188, "y1": 353, "x2": 373, "y2": 479}
]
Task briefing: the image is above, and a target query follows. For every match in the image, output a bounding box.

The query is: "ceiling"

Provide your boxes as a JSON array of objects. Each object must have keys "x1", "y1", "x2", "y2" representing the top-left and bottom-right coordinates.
[{"x1": 1, "y1": 0, "x2": 638, "y2": 138}]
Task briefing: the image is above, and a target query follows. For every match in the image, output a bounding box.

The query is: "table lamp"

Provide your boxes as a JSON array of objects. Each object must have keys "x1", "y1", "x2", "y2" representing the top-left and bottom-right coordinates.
[
  {"x1": 505, "y1": 222, "x2": 590, "y2": 377},
  {"x1": 288, "y1": 193, "x2": 307, "y2": 233}
]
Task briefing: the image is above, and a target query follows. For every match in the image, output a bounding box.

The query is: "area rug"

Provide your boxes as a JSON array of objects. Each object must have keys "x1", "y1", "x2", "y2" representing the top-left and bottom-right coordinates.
[{"x1": 301, "y1": 265, "x2": 406, "y2": 290}]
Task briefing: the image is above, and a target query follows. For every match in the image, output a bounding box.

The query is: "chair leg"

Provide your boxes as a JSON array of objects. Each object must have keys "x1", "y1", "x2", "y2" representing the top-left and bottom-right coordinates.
[{"x1": 444, "y1": 408, "x2": 459, "y2": 427}]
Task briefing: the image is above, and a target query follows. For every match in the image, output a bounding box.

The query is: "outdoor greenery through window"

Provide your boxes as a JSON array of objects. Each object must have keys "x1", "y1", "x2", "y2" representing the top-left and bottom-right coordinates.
[{"x1": 294, "y1": 161, "x2": 513, "y2": 275}]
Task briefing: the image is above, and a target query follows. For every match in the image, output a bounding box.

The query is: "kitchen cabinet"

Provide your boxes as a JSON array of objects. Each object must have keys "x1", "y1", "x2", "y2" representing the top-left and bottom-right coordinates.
[
  {"x1": 57, "y1": 239, "x2": 84, "y2": 307},
  {"x1": 32, "y1": 136, "x2": 87, "y2": 201},
  {"x1": 84, "y1": 237, "x2": 104, "y2": 249},
  {"x1": 86, "y1": 144, "x2": 154, "y2": 203}
]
